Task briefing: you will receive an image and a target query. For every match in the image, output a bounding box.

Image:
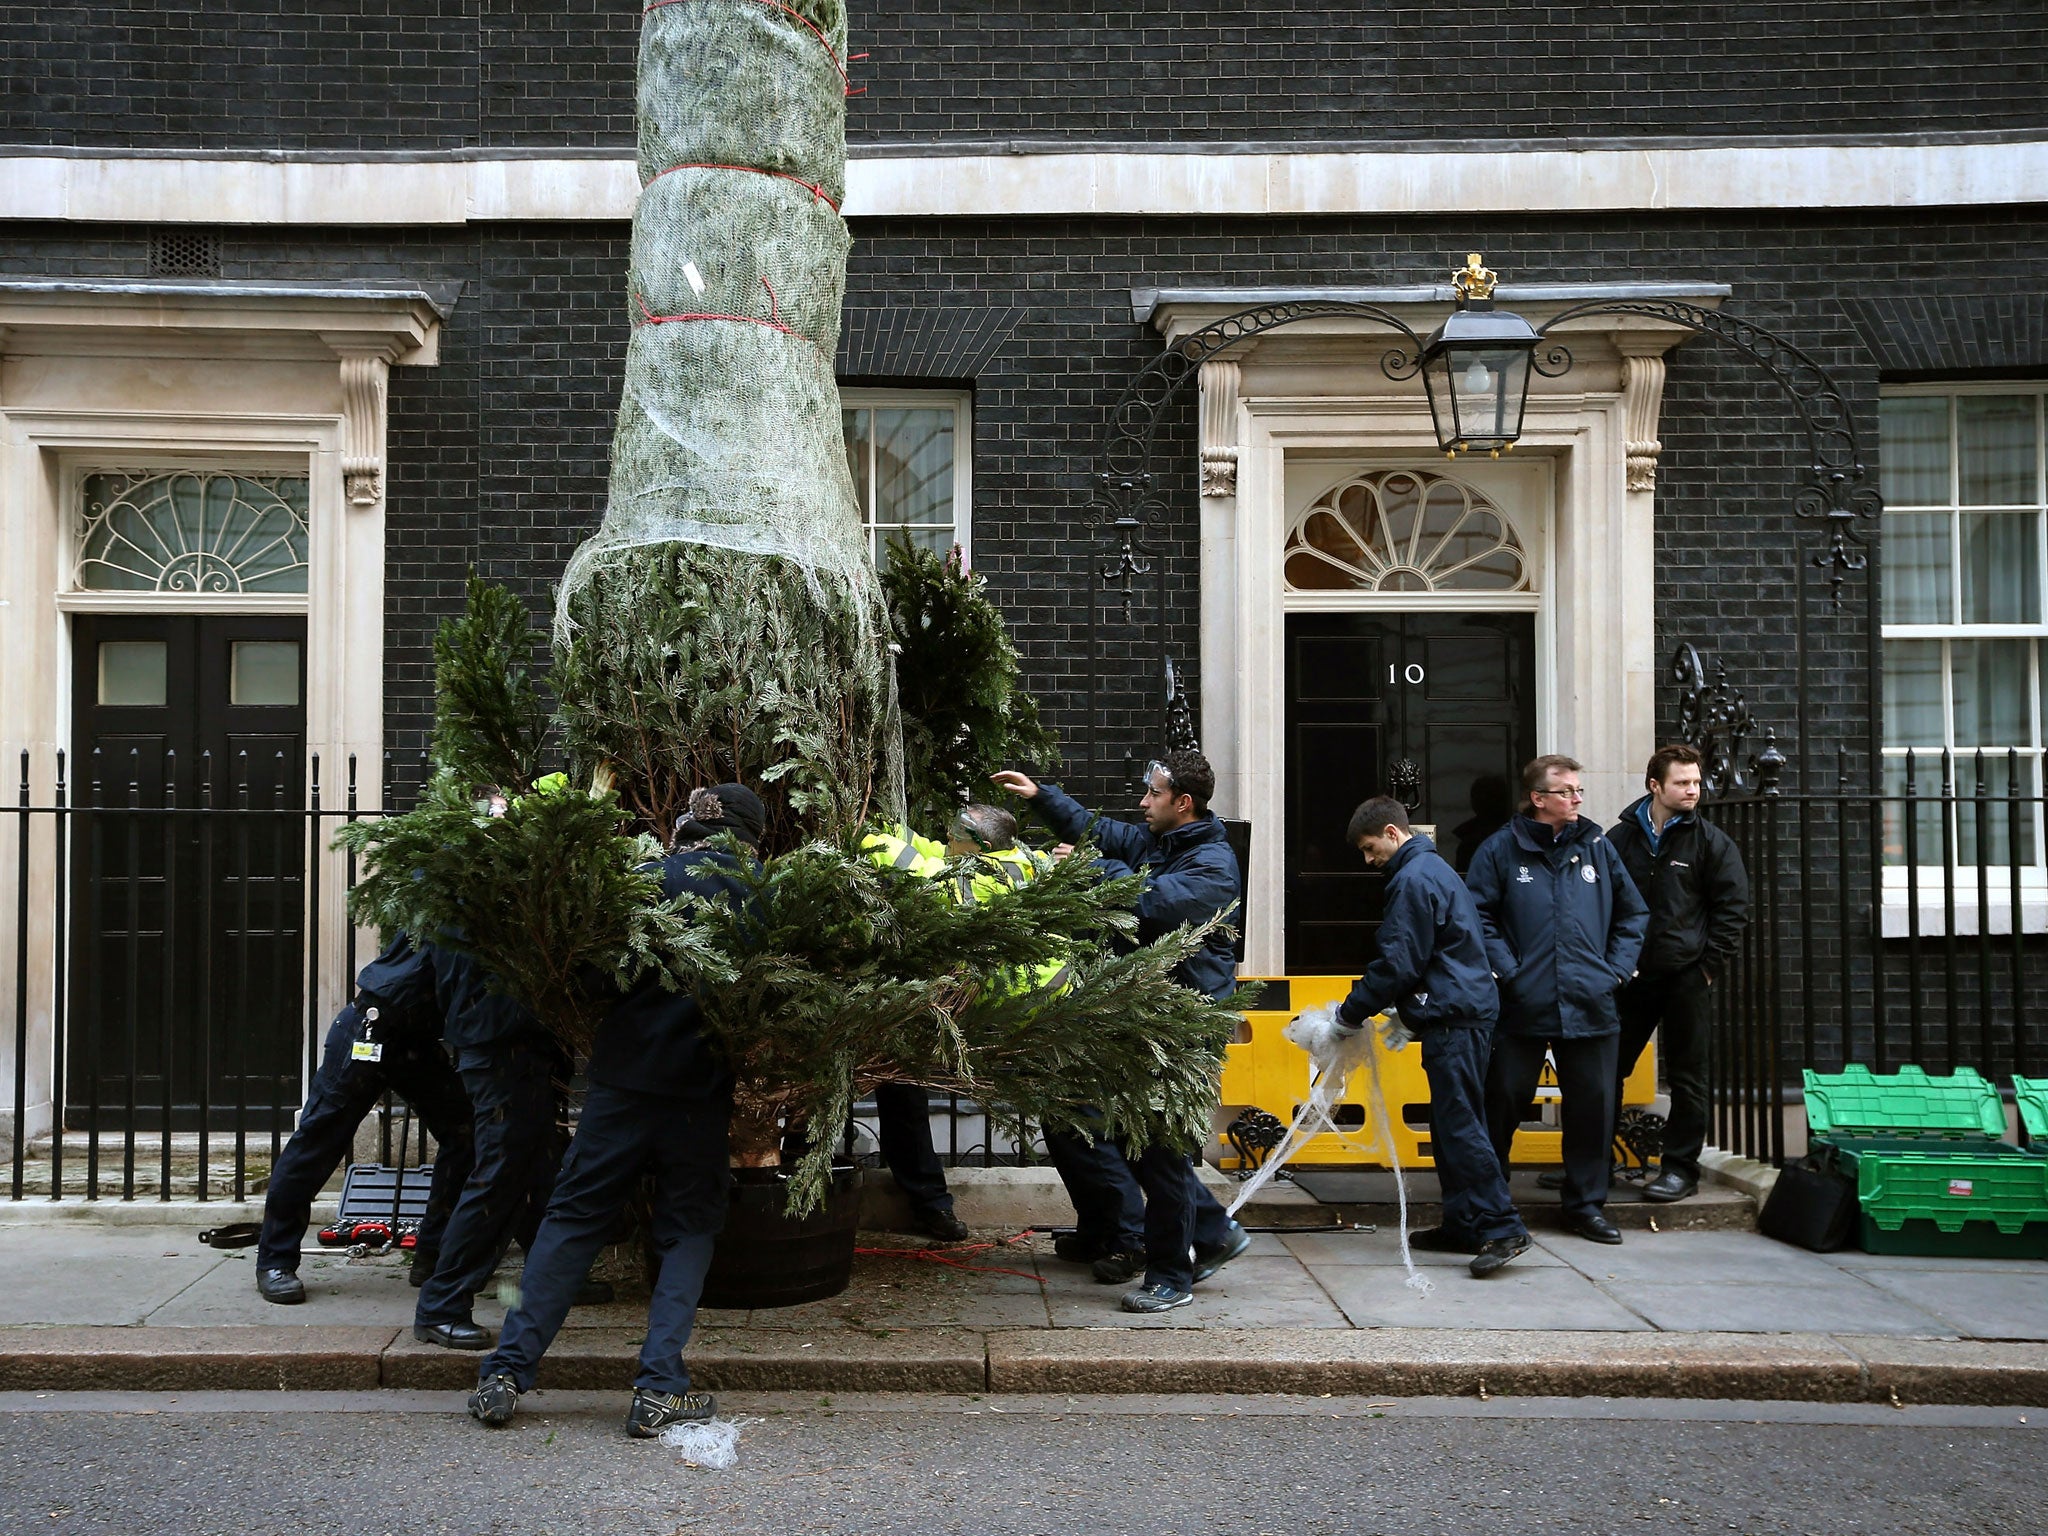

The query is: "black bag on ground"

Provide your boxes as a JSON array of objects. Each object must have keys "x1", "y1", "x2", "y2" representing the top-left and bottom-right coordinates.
[{"x1": 1758, "y1": 1156, "x2": 1858, "y2": 1252}]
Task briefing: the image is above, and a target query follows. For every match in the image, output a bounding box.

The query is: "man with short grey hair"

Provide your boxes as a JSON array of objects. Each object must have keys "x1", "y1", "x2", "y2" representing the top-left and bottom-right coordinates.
[{"x1": 1466, "y1": 754, "x2": 1648, "y2": 1245}]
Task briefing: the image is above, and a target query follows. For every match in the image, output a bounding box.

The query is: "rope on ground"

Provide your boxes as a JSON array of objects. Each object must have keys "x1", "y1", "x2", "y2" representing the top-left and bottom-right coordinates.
[{"x1": 852, "y1": 1230, "x2": 1045, "y2": 1284}]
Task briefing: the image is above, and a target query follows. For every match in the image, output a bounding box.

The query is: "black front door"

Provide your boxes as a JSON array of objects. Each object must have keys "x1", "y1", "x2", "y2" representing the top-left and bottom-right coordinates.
[
  {"x1": 1284, "y1": 611, "x2": 1535, "y2": 972},
  {"x1": 68, "y1": 613, "x2": 308, "y2": 1130}
]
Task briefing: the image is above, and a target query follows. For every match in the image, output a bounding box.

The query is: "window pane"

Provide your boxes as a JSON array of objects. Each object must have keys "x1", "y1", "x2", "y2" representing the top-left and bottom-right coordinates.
[
  {"x1": 231, "y1": 640, "x2": 301, "y2": 706},
  {"x1": 1881, "y1": 755, "x2": 1944, "y2": 867},
  {"x1": 841, "y1": 409, "x2": 870, "y2": 519},
  {"x1": 872, "y1": 524, "x2": 954, "y2": 561},
  {"x1": 1960, "y1": 512, "x2": 2043, "y2": 623},
  {"x1": 872, "y1": 409, "x2": 955, "y2": 528},
  {"x1": 1883, "y1": 640, "x2": 1945, "y2": 748},
  {"x1": 1882, "y1": 512, "x2": 1953, "y2": 623},
  {"x1": 1957, "y1": 395, "x2": 2036, "y2": 506},
  {"x1": 1950, "y1": 638, "x2": 2031, "y2": 748},
  {"x1": 1953, "y1": 750, "x2": 2036, "y2": 867},
  {"x1": 98, "y1": 640, "x2": 167, "y2": 707},
  {"x1": 1880, "y1": 397, "x2": 1949, "y2": 506},
  {"x1": 77, "y1": 471, "x2": 309, "y2": 594}
]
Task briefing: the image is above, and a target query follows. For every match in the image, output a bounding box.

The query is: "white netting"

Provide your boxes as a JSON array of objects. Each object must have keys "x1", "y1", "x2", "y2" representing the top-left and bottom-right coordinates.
[
  {"x1": 553, "y1": 0, "x2": 902, "y2": 824},
  {"x1": 1227, "y1": 1003, "x2": 1433, "y2": 1296}
]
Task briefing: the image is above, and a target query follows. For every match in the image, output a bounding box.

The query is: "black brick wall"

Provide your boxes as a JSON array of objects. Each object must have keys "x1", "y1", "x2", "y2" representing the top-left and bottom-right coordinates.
[
  {"x1": 9, "y1": 212, "x2": 2048, "y2": 782},
  {"x1": 4, "y1": 1, "x2": 2044, "y2": 151}
]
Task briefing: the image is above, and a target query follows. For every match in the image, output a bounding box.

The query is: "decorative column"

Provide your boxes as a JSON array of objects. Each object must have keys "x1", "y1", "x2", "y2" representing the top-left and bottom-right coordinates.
[
  {"x1": 1619, "y1": 347, "x2": 1668, "y2": 493},
  {"x1": 1196, "y1": 358, "x2": 1243, "y2": 819},
  {"x1": 322, "y1": 336, "x2": 401, "y2": 508},
  {"x1": 1199, "y1": 359, "x2": 1240, "y2": 498}
]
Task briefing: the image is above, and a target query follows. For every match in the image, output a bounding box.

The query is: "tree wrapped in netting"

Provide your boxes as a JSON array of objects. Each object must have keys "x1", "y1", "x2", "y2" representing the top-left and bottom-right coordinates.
[
  {"x1": 552, "y1": 0, "x2": 894, "y2": 849},
  {"x1": 342, "y1": 0, "x2": 1239, "y2": 1210}
]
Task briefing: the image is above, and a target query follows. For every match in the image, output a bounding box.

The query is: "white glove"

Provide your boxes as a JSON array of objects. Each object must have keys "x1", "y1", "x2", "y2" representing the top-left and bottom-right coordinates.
[
  {"x1": 1283, "y1": 1001, "x2": 1347, "y2": 1057},
  {"x1": 1284, "y1": 1002, "x2": 1374, "y2": 1091},
  {"x1": 1377, "y1": 1007, "x2": 1414, "y2": 1052}
]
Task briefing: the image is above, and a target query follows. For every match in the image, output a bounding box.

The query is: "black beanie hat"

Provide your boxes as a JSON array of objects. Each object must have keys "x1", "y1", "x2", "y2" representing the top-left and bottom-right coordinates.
[{"x1": 675, "y1": 783, "x2": 766, "y2": 848}]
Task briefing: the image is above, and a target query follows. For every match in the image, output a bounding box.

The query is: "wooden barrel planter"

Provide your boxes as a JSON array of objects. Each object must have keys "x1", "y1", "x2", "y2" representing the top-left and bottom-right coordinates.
[{"x1": 700, "y1": 1165, "x2": 861, "y2": 1309}]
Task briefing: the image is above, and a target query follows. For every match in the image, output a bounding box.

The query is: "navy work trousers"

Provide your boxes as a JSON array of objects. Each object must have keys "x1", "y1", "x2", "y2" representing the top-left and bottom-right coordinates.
[
  {"x1": 1047, "y1": 1117, "x2": 1230, "y2": 1288},
  {"x1": 873, "y1": 1082, "x2": 956, "y2": 1218},
  {"x1": 1616, "y1": 965, "x2": 1714, "y2": 1179},
  {"x1": 257, "y1": 1004, "x2": 475, "y2": 1274},
  {"x1": 415, "y1": 1039, "x2": 563, "y2": 1327},
  {"x1": 1484, "y1": 1031, "x2": 1620, "y2": 1221},
  {"x1": 482, "y1": 1085, "x2": 730, "y2": 1397},
  {"x1": 1045, "y1": 1120, "x2": 1144, "y2": 1252},
  {"x1": 1416, "y1": 1024, "x2": 1525, "y2": 1244}
]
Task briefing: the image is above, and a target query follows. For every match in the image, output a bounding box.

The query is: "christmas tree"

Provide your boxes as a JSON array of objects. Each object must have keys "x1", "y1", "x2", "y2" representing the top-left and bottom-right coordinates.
[{"x1": 340, "y1": 0, "x2": 1238, "y2": 1212}]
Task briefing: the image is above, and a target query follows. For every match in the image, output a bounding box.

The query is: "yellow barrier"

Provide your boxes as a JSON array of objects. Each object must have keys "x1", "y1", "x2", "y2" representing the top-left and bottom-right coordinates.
[{"x1": 1215, "y1": 976, "x2": 1656, "y2": 1171}]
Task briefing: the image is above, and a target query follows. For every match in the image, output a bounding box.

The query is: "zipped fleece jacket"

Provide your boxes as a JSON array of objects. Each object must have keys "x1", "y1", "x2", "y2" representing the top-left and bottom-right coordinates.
[
  {"x1": 1333, "y1": 832, "x2": 1499, "y2": 1031},
  {"x1": 1032, "y1": 784, "x2": 1241, "y2": 1000},
  {"x1": 1607, "y1": 796, "x2": 1750, "y2": 980},
  {"x1": 1465, "y1": 814, "x2": 1650, "y2": 1039}
]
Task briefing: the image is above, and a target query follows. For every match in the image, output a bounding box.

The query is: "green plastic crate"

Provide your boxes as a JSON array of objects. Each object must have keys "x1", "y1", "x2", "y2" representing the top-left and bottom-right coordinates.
[
  {"x1": 1848, "y1": 1144, "x2": 2048, "y2": 1257},
  {"x1": 1802, "y1": 1064, "x2": 2006, "y2": 1141},
  {"x1": 2015, "y1": 1075, "x2": 2048, "y2": 1152}
]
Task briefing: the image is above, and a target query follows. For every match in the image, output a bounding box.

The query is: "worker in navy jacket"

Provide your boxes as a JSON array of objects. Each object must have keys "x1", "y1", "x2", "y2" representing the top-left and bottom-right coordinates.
[
  {"x1": 472, "y1": 782, "x2": 762, "y2": 1438},
  {"x1": 1332, "y1": 798, "x2": 1530, "y2": 1277},
  {"x1": 1465, "y1": 754, "x2": 1649, "y2": 1245},
  {"x1": 992, "y1": 749, "x2": 1250, "y2": 1314},
  {"x1": 253, "y1": 931, "x2": 475, "y2": 1305}
]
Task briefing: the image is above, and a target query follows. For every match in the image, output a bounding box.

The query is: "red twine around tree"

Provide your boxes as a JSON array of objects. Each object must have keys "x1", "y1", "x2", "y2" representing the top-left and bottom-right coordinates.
[{"x1": 646, "y1": 160, "x2": 841, "y2": 212}]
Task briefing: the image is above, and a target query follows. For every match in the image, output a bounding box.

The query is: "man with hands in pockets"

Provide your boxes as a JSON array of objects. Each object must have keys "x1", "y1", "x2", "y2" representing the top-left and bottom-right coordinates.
[{"x1": 1466, "y1": 754, "x2": 1649, "y2": 1246}]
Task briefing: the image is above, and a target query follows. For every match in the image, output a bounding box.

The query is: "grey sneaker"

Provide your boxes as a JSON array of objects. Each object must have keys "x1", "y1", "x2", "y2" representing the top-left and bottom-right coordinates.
[
  {"x1": 626, "y1": 1387, "x2": 716, "y2": 1438},
  {"x1": 1121, "y1": 1282, "x2": 1194, "y2": 1314},
  {"x1": 1192, "y1": 1221, "x2": 1252, "y2": 1283},
  {"x1": 468, "y1": 1373, "x2": 519, "y2": 1427}
]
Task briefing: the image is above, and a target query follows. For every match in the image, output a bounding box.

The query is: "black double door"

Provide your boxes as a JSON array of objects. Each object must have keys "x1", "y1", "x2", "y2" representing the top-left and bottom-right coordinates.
[
  {"x1": 67, "y1": 614, "x2": 308, "y2": 1129},
  {"x1": 1284, "y1": 611, "x2": 1535, "y2": 973}
]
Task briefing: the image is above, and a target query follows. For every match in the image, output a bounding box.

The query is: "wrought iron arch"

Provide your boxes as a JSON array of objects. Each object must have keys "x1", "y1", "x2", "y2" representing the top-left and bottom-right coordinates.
[
  {"x1": 1082, "y1": 294, "x2": 1882, "y2": 795},
  {"x1": 1083, "y1": 301, "x2": 1428, "y2": 788}
]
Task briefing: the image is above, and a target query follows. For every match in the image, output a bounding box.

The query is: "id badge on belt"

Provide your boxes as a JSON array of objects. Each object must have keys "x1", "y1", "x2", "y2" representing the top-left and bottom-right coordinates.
[{"x1": 351, "y1": 1004, "x2": 385, "y2": 1062}]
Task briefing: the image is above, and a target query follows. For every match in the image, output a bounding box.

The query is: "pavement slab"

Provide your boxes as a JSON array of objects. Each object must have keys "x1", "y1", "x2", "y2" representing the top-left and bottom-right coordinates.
[
  {"x1": 1536, "y1": 1226, "x2": 1858, "y2": 1285},
  {"x1": 1599, "y1": 1278, "x2": 1957, "y2": 1337},
  {"x1": 1044, "y1": 1255, "x2": 1352, "y2": 1329},
  {"x1": 0, "y1": 1225, "x2": 233, "y2": 1326},
  {"x1": 1847, "y1": 1267, "x2": 2048, "y2": 1340},
  {"x1": 1279, "y1": 1228, "x2": 1568, "y2": 1267},
  {"x1": 1317, "y1": 1261, "x2": 1655, "y2": 1331}
]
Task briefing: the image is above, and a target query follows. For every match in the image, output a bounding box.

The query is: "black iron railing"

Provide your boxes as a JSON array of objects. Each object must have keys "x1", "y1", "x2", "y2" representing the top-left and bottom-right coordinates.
[
  {"x1": 3, "y1": 748, "x2": 1045, "y2": 1202},
  {"x1": 5, "y1": 747, "x2": 431, "y2": 1201},
  {"x1": 1704, "y1": 747, "x2": 2048, "y2": 1166}
]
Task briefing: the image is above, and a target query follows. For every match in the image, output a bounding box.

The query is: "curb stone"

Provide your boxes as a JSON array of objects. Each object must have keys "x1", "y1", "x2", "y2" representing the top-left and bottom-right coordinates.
[{"x1": 4, "y1": 1325, "x2": 2044, "y2": 1404}]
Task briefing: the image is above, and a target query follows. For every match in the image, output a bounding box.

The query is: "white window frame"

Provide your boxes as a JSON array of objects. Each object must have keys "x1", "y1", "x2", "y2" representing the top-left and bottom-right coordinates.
[
  {"x1": 840, "y1": 388, "x2": 972, "y2": 566},
  {"x1": 1879, "y1": 381, "x2": 2048, "y2": 935}
]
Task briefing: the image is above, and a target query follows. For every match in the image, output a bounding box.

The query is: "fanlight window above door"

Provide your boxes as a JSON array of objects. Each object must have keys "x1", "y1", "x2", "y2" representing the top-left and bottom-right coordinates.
[
  {"x1": 74, "y1": 471, "x2": 310, "y2": 594},
  {"x1": 1284, "y1": 469, "x2": 1530, "y2": 594}
]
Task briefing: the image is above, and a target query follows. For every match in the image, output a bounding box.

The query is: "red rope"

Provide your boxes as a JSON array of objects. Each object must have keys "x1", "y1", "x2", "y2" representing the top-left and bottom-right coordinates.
[
  {"x1": 644, "y1": 0, "x2": 856, "y2": 94},
  {"x1": 646, "y1": 160, "x2": 841, "y2": 211},
  {"x1": 633, "y1": 289, "x2": 807, "y2": 343},
  {"x1": 852, "y1": 1229, "x2": 1045, "y2": 1285}
]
